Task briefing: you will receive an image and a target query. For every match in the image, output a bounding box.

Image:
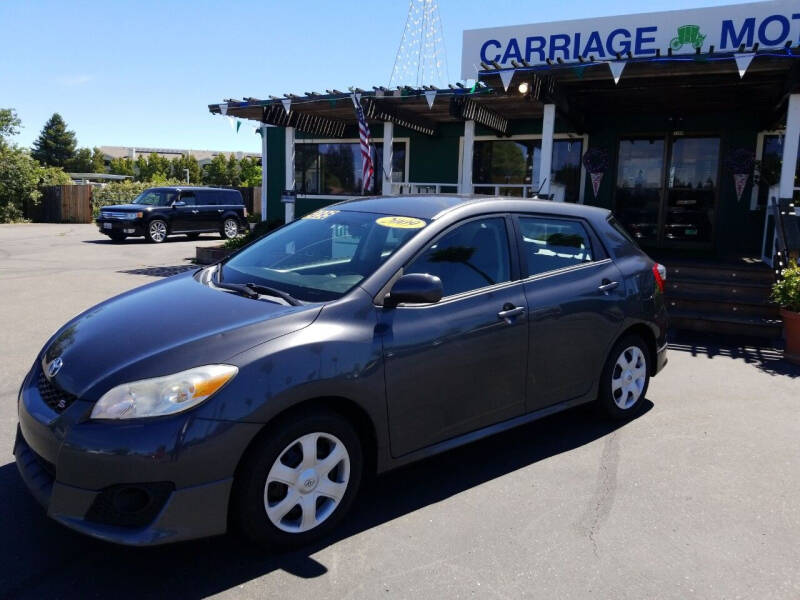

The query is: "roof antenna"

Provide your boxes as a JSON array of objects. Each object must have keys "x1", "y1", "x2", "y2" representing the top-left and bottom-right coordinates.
[{"x1": 534, "y1": 177, "x2": 548, "y2": 198}]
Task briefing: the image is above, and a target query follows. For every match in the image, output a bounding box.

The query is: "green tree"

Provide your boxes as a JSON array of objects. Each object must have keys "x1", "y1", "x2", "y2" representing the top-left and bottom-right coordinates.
[
  {"x1": 39, "y1": 166, "x2": 73, "y2": 187},
  {"x1": 170, "y1": 154, "x2": 201, "y2": 183},
  {"x1": 91, "y1": 147, "x2": 106, "y2": 173},
  {"x1": 239, "y1": 156, "x2": 262, "y2": 187},
  {"x1": 0, "y1": 146, "x2": 43, "y2": 222},
  {"x1": 226, "y1": 154, "x2": 242, "y2": 187},
  {"x1": 135, "y1": 153, "x2": 172, "y2": 182},
  {"x1": 109, "y1": 157, "x2": 134, "y2": 176},
  {"x1": 0, "y1": 108, "x2": 22, "y2": 148},
  {"x1": 203, "y1": 153, "x2": 230, "y2": 185},
  {"x1": 31, "y1": 113, "x2": 77, "y2": 167},
  {"x1": 65, "y1": 147, "x2": 94, "y2": 172}
]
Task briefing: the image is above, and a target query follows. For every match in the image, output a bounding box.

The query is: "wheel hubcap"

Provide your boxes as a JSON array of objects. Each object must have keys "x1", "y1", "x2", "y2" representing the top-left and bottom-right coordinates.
[
  {"x1": 150, "y1": 221, "x2": 166, "y2": 242},
  {"x1": 224, "y1": 219, "x2": 238, "y2": 238},
  {"x1": 611, "y1": 346, "x2": 646, "y2": 409},
  {"x1": 264, "y1": 432, "x2": 350, "y2": 533}
]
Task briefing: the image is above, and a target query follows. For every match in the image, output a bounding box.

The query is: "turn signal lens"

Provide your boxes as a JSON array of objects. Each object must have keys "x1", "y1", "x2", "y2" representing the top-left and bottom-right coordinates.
[
  {"x1": 91, "y1": 365, "x2": 238, "y2": 420},
  {"x1": 652, "y1": 263, "x2": 666, "y2": 293}
]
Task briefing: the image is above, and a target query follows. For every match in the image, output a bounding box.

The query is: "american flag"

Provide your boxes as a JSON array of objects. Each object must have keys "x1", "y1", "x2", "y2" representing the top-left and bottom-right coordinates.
[{"x1": 352, "y1": 94, "x2": 374, "y2": 193}]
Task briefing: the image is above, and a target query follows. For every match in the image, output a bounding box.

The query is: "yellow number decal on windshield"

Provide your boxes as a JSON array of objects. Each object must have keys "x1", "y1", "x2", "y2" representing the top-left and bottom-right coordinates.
[{"x1": 375, "y1": 216, "x2": 426, "y2": 229}]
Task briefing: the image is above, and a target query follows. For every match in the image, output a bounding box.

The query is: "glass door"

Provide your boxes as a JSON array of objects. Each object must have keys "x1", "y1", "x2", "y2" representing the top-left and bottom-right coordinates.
[
  {"x1": 614, "y1": 138, "x2": 665, "y2": 245},
  {"x1": 663, "y1": 137, "x2": 720, "y2": 246}
]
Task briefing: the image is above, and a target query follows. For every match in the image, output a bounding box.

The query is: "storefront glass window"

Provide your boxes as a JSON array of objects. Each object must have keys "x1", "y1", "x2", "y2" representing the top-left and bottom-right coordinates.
[
  {"x1": 756, "y1": 134, "x2": 800, "y2": 207},
  {"x1": 295, "y1": 142, "x2": 406, "y2": 196},
  {"x1": 472, "y1": 139, "x2": 583, "y2": 202}
]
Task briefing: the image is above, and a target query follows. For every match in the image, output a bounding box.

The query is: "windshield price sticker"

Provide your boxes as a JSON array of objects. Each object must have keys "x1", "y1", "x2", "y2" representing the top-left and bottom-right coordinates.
[
  {"x1": 303, "y1": 209, "x2": 339, "y2": 220},
  {"x1": 376, "y1": 216, "x2": 426, "y2": 229}
]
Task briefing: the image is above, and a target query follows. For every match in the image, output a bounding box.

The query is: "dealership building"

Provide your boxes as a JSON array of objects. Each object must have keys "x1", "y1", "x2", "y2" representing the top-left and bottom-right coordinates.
[{"x1": 211, "y1": 0, "x2": 799, "y2": 335}]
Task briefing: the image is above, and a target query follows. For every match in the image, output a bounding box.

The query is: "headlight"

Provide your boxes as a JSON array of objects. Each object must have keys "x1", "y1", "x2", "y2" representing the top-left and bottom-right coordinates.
[
  {"x1": 123, "y1": 212, "x2": 142, "y2": 220},
  {"x1": 90, "y1": 364, "x2": 238, "y2": 420}
]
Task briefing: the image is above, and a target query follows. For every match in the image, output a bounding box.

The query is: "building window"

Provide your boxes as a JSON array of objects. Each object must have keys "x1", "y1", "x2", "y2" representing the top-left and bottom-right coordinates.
[
  {"x1": 755, "y1": 134, "x2": 800, "y2": 207},
  {"x1": 472, "y1": 138, "x2": 583, "y2": 202},
  {"x1": 295, "y1": 142, "x2": 406, "y2": 196}
]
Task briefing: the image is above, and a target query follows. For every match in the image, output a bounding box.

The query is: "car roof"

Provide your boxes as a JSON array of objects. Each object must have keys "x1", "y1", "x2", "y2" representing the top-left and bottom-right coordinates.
[
  {"x1": 145, "y1": 186, "x2": 239, "y2": 192},
  {"x1": 334, "y1": 195, "x2": 611, "y2": 221}
]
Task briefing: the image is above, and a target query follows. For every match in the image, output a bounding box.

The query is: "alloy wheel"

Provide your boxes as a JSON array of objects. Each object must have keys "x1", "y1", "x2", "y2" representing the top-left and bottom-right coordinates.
[
  {"x1": 611, "y1": 345, "x2": 647, "y2": 409},
  {"x1": 149, "y1": 220, "x2": 167, "y2": 243},
  {"x1": 264, "y1": 432, "x2": 350, "y2": 533},
  {"x1": 224, "y1": 219, "x2": 238, "y2": 239}
]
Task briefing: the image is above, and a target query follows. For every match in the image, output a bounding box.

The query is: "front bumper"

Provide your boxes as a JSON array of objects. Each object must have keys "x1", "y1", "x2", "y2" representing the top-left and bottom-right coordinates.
[
  {"x1": 15, "y1": 365, "x2": 262, "y2": 546},
  {"x1": 95, "y1": 219, "x2": 144, "y2": 236}
]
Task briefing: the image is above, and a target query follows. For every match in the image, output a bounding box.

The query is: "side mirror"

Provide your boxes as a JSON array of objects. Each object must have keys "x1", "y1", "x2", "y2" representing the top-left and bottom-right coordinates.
[
  {"x1": 172, "y1": 200, "x2": 186, "y2": 208},
  {"x1": 384, "y1": 273, "x2": 443, "y2": 307}
]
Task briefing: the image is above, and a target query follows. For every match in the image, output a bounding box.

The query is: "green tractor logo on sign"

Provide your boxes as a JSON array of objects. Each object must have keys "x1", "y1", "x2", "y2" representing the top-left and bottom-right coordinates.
[{"x1": 670, "y1": 25, "x2": 706, "y2": 50}]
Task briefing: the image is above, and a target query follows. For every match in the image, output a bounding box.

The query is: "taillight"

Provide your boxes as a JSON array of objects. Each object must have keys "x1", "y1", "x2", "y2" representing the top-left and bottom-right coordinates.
[{"x1": 652, "y1": 263, "x2": 666, "y2": 293}]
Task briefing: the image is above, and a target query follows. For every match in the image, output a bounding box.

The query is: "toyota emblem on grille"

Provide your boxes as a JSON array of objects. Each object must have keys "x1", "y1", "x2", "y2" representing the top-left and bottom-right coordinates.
[{"x1": 47, "y1": 357, "x2": 63, "y2": 378}]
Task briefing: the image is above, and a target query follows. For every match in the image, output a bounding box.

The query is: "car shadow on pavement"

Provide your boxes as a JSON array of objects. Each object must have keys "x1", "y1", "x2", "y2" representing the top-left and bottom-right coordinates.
[
  {"x1": 83, "y1": 236, "x2": 210, "y2": 245},
  {"x1": 0, "y1": 402, "x2": 650, "y2": 600},
  {"x1": 118, "y1": 265, "x2": 199, "y2": 278},
  {"x1": 668, "y1": 330, "x2": 800, "y2": 378}
]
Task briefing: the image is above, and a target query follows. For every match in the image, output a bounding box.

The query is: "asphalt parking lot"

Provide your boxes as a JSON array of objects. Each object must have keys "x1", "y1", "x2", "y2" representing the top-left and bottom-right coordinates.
[{"x1": 1, "y1": 223, "x2": 799, "y2": 600}]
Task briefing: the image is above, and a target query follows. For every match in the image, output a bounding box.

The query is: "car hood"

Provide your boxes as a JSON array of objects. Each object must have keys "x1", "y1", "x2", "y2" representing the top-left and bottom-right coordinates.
[{"x1": 42, "y1": 272, "x2": 322, "y2": 400}]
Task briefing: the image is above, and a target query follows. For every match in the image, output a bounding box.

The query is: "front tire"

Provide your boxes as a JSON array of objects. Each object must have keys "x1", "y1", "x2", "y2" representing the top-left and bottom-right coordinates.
[
  {"x1": 221, "y1": 217, "x2": 239, "y2": 240},
  {"x1": 598, "y1": 334, "x2": 650, "y2": 419},
  {"x1": 232, "y1": 411, "x2": 363, "y2": 549},
  {"x1": 146, "y1": 219, "x2": 168, "y2": 243}
]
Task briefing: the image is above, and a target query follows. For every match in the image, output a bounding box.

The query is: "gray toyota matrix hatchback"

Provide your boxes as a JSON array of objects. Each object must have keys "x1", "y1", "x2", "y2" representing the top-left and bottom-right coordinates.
[{"x1": 16, "y1": 196, "x2": 668, "y2": 548}]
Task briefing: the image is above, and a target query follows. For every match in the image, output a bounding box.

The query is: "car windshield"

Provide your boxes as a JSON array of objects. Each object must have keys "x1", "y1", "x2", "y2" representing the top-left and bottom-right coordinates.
[
  {"x1": 221, "y1": 209, "x2": 427, "y2": 302},
  {"x1": 132, "y1": 190, "x2": 177, "y2": 206}
]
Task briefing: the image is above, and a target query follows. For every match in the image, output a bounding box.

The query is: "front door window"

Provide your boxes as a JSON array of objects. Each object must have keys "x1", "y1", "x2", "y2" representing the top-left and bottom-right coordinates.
[{"x1": 615, "y1": 139, "x2": 665, "y2": 244}]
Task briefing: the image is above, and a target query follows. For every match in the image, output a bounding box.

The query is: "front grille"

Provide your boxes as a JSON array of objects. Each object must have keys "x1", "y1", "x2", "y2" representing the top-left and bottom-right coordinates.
[
  {"x1": 100, "y1": 211, "x2": 132, "y2": 219},
  {"x1": 37, "y1": 372, "x2": 77, "y2": 413}
]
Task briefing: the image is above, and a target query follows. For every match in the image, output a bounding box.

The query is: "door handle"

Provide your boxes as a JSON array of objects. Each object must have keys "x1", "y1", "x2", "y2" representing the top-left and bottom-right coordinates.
[
  {"x1": 191, "y1": 210, "x2": 199, "y2": 214},
  {"x1": 598, "y1": 280, "x2": 619, "y2": 294},
  {"x1": 497, "y1": 305, "x2": 526, "y2": 322}
]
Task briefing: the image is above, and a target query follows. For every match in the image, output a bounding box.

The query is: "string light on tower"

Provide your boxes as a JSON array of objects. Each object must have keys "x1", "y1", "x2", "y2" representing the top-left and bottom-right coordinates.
[{"x1": 389, "y1": 0, "x2": 450, "y2": 88}]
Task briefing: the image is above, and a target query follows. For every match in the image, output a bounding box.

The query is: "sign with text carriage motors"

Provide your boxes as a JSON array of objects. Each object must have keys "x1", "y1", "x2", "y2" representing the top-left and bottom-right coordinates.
[{"x1": 461, "y1": 0, "x2": 800, "y2": 78}]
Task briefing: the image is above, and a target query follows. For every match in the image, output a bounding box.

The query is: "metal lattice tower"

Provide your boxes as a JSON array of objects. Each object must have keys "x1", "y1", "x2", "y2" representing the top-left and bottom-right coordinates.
[{"x1": 389, "y1": 0, "x2": 449, "y2": 88}]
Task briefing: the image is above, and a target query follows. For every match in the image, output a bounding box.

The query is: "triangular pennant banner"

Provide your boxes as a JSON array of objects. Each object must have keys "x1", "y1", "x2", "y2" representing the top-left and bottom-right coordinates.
[
  {"x1": 424, "y1": 90, "x2": 436, "y2": 109},
  {"x1": 608, "y1": 61, "x2": 626, "y2": 85},
  {"x1": 498, "y1": 69, "x2": 514, "y2": 92},
  {"x1": 573, "y1": 65, "x2": 586, "y2": 80},
  {"x1": 227, "y1": 116, "x2": 235, "y2": 130},
  {"x1": 734, "y1": 53, "x2": 755, "y2": 78},
  {"x1": 281, "y1": 98, "x2": 291, "y2": 114},
  {"x1": 219, "y1": 103, "x2": 228, "y2": 116},
  {"x1": 236, "y1": 120, "x2": 241, "y2": 133}
]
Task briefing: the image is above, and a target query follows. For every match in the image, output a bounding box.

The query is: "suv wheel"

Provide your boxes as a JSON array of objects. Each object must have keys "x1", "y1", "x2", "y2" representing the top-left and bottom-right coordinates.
[
  {"x1": 598, "y1": 334, "x2": 650, "y2": 419},
  {"x1": 146, "y1": 219, "x2": 168, "y2": 243},
  {"x1": 221, "y1": 217, "x2": 239, "y2": 240},
  {"x1": 232, "y1": 411, "x2": 363, "y2": 548}
]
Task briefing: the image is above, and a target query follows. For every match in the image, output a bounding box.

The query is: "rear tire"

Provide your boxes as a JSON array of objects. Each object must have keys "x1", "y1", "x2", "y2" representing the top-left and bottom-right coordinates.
[
  {"x1": 598, "y1": 334, "x2": 650, "y2": 419},
  {"x1": 146, "y1": 219, "x2": 168, "y2": 243},
  {"x1": 221, "y1": 217, "x2": 239, "y2": 240},
  {"x1": 232, "y1": 411, "x2": 363, "y2": 549}
]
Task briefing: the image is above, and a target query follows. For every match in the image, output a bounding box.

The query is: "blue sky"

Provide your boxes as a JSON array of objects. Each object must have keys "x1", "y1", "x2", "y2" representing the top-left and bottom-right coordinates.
[{"x1": 1, "y1": 0, "x2": 736, "y2": 154}]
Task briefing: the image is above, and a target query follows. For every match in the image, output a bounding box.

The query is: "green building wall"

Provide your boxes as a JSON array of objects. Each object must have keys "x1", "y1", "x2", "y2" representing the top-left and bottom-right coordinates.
[{"x1": 267, "y1": 111, "x2": 765, "y2": 257}]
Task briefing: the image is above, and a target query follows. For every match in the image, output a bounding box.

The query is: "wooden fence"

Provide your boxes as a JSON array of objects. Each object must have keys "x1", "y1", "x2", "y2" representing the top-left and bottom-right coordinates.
[
  {"x1": 236, "y1": 186, "x2": 261, "y2": 216},
  {"x1": 25, "y1": 185, "x2": 94, "y2": 223}
]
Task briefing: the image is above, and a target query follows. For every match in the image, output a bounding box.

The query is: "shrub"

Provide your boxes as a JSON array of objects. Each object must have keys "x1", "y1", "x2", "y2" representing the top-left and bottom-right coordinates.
[
  {"x1": 772, "y1": 259, "x2": 800, "y2": 313},
  {"x1": 0, "y1": 147, "x2": 43, "y2": 222}
]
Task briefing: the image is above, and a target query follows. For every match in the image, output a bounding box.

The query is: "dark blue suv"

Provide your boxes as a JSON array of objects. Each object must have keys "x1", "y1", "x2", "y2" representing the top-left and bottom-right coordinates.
[{"x1": 96, "y1": 186, "x2": 247, "y2": 243}]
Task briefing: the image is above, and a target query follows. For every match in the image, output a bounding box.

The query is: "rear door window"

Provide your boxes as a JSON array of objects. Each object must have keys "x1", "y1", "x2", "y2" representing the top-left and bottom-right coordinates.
[
  {"x1": 517, "y1": 216, "x2": 594, "y2": 276},
  {"x1": 179, "y1": 192, "x2": 196, "y2": 206}
]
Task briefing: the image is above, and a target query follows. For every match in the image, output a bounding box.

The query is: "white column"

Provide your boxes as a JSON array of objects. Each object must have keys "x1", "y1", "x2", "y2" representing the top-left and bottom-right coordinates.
[
  {"x1": 779, "y1": 93, "x2": 800, "y2": 200},
  {"x1": 460, "y1": 120, "x2": 475, "y2": 194},
  {"x1": 284, "y1": 126, "x2": 296, "y2": 223},
  {"x1": 260, "y1": 124, "x2": 269, "y2": 222},
  {"x1": 382, "y1": 121, "x2": 394, "y2": 195},
  {"x1": 539, "y1": 103, "x2": 556, "y2": 198}
]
